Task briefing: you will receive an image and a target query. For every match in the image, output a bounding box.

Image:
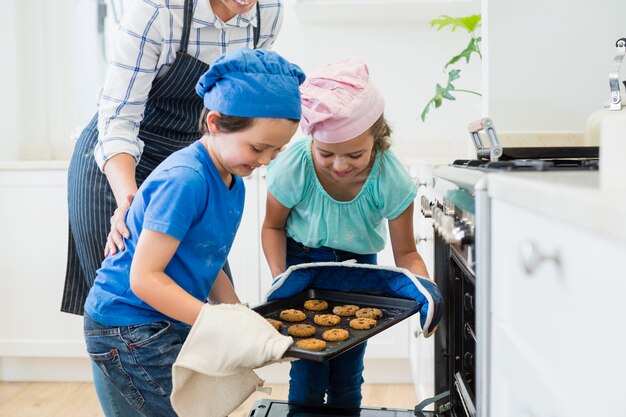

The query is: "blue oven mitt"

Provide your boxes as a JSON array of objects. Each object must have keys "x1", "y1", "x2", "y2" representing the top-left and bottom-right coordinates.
[{"x1": 265, "y1": 261, "x2": 443, "y2": 337}]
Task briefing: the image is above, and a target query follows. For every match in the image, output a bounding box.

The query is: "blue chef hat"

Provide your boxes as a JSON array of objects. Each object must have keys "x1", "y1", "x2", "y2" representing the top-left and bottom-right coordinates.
[{"x1": 195, "y1": 49, "x2": 306, "y2": 120}]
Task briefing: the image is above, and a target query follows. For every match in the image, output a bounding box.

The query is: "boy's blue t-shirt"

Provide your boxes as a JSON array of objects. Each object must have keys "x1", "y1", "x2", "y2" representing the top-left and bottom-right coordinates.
[
  {"x1": 266, "y1": 138, "x2": 417, "y2": 255},
  {"x1": 85, "y1": 141, "x2": 245, "y2": 326}
]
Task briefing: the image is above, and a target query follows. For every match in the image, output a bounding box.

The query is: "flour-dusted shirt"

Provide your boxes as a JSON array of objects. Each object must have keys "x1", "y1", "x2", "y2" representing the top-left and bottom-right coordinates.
[
  {"x1": 94, "y1": 0, "x2": 283, "y2": 171},
  {"x1": 266, "y1": 138, "x2": 418, "y2": 255}
]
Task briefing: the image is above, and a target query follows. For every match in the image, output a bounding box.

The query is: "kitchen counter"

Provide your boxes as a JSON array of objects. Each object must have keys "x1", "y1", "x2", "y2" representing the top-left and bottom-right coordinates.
[
  {"x1": 433, "y1": 165, "x2": 626, "y2": 243},
  {"x1": 0, "y1": 160, "x2": 70, "y2": 170},
  {"x1": 487, "y1": 170, "x2": 626, "y2": 243},
  {"x1": 399, "y1": 156, "x2": 456, "y2": 168}
]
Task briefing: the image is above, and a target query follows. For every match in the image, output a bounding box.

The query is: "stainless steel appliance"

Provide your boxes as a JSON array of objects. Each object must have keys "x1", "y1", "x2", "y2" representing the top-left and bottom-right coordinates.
[{"x1": 424, "y1": 118, "x2": 600, "y2": 417}]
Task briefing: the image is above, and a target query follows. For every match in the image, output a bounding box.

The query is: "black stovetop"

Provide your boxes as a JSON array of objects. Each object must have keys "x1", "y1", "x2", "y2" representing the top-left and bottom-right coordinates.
[
  {"x1": 452, "y1": 157, "x2": 599, "y2": 171},
  {"x1": 452, "y1": 146, "x2": 600, "y2": 172}
]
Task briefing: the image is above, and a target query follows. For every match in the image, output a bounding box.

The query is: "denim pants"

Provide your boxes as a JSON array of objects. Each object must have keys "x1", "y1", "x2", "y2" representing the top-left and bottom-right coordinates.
[
  {"x1": 285, "y1": 238, "x2": 376, "y2": 408},
  {"x1": 84, "y1": 314, "x2": 191, "y2": 416},
  {"x1": 92, "y1": 361, "x2": 143, "y2": 417}
]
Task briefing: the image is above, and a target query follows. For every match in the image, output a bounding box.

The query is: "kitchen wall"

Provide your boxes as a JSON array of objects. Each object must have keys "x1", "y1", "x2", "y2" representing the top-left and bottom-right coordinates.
[
  {"x1": 4, "y1": 1, "x2": 625, "y2": 162},
  {"x1": 271, "y1": 1, "x2": 482, "y2": 161},
  {"x1": 0, "y1": 0, "x2": 76, "y2": 162},
  {"x1": 0, "y1": 0, "x2": 19, "y2": 160},
  {"x1": 0, "y1": 0, "x2": 483, "y2": 163},
  {"x1": 484, "y1": 0, "x2": 626, "y2": 134}
]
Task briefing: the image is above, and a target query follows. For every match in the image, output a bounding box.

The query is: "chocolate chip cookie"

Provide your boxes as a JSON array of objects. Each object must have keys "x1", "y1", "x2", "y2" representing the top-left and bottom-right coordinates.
[
  {"x1": 288, "y1": 324, "x2": 316, "y2": 337},
  {"x1": 266, "y1": 318, "x2": 283, "y2": 331},
  {"x1": 303, "y1": 299, "x2": 328, "y2": 311},
  {"x1": 295, "y1": 338, "x2": 327, "y2": 351},
  {"x1": 313, "y1": 314, "x2": 341, "y2": 326},
  {"x1": 279, "y1": 309, "x2": 306, "y2": 322},
  {"x1": 332, "y1": 304, "x2": 360, "y2": 317},
  {"x1": 322, "y1": 328, "x2": 350, "y2": 342},
  {"x1": 355, "y1": 307, "x2": 383, "y2": 319},
  {"x1": 349, "y1": 317, "x2": 377, "y2": 330}
]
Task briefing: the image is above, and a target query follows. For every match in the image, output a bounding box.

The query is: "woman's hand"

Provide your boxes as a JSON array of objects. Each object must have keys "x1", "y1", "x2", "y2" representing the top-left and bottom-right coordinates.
[{"x1": 104, "y1": 193, "x2": 135, "y2": 256}]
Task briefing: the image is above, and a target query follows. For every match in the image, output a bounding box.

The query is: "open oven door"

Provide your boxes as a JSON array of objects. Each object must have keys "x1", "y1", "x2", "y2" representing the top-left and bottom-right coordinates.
[{"x1": 247, "y1": 399, "x2": 439, "y2": 417}]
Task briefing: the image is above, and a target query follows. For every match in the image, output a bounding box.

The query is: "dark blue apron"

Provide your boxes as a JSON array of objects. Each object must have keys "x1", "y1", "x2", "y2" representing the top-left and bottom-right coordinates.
[{"x1": 62, "y1": 0, "x2": 261, "y2": 314}]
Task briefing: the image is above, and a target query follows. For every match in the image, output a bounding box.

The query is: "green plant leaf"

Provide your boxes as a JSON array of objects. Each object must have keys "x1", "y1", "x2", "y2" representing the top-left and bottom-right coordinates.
[
  {"x1": 444, "y1": 36, "x2": 482, "y2": 68},
  {"x1": 421, "y1": 15, "x2": 482, "y2": 122},
  {"x1": 430, "y1": 14, "x2": 481, "y2": 34},
  {"x1": 447, "y1": 69, "x2": 461, "y2": 82},
  {"x1": 421, "y1": 71, "x2": 461, "y2": 121}
]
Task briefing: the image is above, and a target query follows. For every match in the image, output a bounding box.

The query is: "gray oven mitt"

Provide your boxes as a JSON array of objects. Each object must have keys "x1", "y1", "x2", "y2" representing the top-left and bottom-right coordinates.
[
  {"x1": 265, "y1": 261, "x2": 443, "y2": 337},
  {"x1": 170, "y1": 303, "x2": 293, "y2": 417}
]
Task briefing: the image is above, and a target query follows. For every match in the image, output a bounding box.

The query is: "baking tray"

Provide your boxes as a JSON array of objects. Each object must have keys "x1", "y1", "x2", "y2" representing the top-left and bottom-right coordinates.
[{"x1": 253, "y1": 288, "x2": 420, "y2": 362}]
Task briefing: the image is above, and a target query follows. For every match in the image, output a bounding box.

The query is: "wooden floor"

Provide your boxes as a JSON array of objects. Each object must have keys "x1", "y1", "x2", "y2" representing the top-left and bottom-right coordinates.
[{"x1": 0, "y1": 382, "x2": 417, "y2": 417}]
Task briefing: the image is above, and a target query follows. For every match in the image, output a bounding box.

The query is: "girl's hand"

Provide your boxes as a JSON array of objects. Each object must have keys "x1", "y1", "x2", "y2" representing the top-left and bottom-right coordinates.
[{"x1": 104, "y1": 193, "x2": 135, "y2": 256}]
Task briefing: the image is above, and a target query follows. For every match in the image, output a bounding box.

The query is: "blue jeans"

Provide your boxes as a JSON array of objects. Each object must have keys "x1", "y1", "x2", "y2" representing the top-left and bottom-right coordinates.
[
  {"x1": 92, "y1": 361, "x2": 143, "y2": 417},
  {"x1": 84, "y1": 314, "x2": 191, "y2": 417},
  {"x1": 286, "y1": 238, "x2": 376, "y2": 408}
]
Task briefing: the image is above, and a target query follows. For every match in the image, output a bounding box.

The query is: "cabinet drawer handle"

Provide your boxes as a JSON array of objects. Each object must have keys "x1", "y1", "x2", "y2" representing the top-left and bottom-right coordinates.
[
  {"x1": 414, "y1": 178, "x2": 433, "y2": 189},
  {"x1": 519, "y1": 241, "x2": 561, "y2": 275},
  {"x1": 415, "y1": 233, "x2": 432, "y2": 244}
]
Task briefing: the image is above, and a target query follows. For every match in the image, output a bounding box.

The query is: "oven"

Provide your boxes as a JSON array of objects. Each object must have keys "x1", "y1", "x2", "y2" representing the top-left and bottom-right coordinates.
[
  {"x1": 424, "y1": 117, "x2": 599, "y2": 417},
  {"x1": 425, "y1": 180, "x2": 477, "y2": 417}
]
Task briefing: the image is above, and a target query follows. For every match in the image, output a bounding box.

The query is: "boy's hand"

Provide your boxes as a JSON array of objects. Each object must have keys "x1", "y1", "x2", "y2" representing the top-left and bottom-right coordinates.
[{"x1": 104, "y1": 193, "x2": 135, "y2": 256}]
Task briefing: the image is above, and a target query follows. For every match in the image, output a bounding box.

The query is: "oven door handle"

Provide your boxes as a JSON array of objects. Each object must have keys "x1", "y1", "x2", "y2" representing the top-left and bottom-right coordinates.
[
  {"x1": 455, "y1": 372, "x2": 477, "y2": 417},
  {"x1": 413, "y1": 390, "x2": 451, "y2": 415},
  {"x1": 609, "y1": 37, "x2": 626, "y2": 110}
]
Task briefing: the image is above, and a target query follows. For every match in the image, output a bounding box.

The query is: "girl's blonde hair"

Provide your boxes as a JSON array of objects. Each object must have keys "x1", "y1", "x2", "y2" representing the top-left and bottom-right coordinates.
[{"x1": 370, "y1": 113, "x2": 392, "y2": 153}]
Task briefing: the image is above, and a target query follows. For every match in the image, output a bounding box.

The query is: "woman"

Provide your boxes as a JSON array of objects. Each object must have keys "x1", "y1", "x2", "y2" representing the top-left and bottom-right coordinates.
[{"x1": 63, "y1": 0, "x2": 283, "y2": 415}]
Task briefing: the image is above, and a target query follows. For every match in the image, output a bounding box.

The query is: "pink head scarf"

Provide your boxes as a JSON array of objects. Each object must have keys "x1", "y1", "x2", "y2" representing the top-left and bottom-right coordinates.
[{"x1": 299, "y1": 57, "x2": 385, "y2": 143}]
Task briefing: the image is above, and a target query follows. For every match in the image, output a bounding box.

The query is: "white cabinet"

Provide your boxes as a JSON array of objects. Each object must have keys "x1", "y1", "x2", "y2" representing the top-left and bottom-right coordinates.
[
  {"x1": 364, "y1": 229, "x2": 409, "y2": 360},
  {"x1": 407, "y1": 164, "x2": 436, "y2": 402},
  {"x1": 229, "y1": 168, "x2": 287, "y2": 307},
  {"x1": 0, "y1": 165, "x2": 89, "y2": 381},
  {"x1": 229, "y1": 171, "x2": 263, "y2": 306},
  {"x1": 258, "y1": 167, "x2": 274, "y2": 298},
  {"x1": 489, "y1": 199, "x2": 626, "y2": 416}
]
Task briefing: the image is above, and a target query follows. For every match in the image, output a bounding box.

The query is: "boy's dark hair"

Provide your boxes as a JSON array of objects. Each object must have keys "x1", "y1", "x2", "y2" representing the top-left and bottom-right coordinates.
[
  {"x1": 370, "y1": 113, "x2": 392, "y2": 153},
  {"x1": 198, "y1": 108, "x2": 300, "y2": 135},
  {"x1": 198, "y1": 108, "x2": 254, "y2": 135}
]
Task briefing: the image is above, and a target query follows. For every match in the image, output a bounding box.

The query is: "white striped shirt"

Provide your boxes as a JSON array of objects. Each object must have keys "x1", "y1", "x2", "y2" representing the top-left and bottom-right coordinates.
[{"x1": 94, "y1": 0, "x2": 284, "y2": 171}]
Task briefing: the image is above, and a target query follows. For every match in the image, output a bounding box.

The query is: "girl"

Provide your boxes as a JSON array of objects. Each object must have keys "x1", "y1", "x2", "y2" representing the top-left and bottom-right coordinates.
[
  {"x1": 262, "y1": 57, "x2": 429, "y2": 408},
  {"x1": 83, "y1": 48, "x2": 304, "y2": 417}
]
